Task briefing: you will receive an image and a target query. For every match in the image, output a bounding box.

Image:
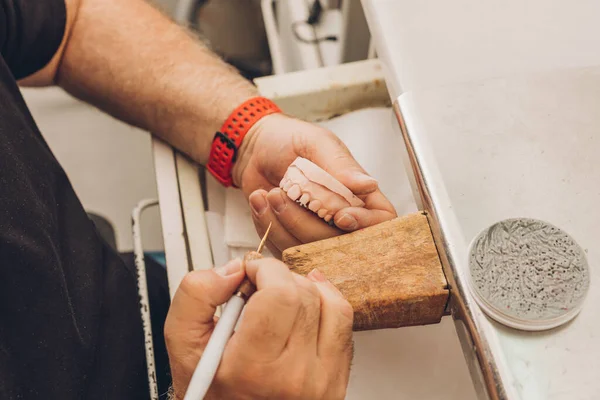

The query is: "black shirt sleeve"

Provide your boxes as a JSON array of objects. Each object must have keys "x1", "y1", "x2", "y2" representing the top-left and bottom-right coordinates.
[{"x1": 0, "y1": 0, "x2": 67, "y2": 79}]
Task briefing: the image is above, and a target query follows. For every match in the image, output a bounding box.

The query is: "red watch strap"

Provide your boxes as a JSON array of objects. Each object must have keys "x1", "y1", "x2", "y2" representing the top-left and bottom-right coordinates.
[{"x1": 207, "y1": 97, "x2": 281, "y2": 187}]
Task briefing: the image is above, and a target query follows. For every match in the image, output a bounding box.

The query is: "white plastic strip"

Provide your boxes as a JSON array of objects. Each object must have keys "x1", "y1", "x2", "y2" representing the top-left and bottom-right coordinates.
[{"x1": 152, "y1": 139, "x2": 190, "y2": 298}]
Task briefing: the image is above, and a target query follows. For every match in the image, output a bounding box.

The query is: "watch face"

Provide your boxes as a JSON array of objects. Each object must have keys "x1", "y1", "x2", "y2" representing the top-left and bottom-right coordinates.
[{"x1": 468, "y1": 217, "x2": 590, "y2": 331}]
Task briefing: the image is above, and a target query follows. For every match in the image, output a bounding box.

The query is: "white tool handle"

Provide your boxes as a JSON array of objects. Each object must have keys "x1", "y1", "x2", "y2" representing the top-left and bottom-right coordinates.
[{"x1": 184, "y1": 295, "x2": 245, "y2": 400}]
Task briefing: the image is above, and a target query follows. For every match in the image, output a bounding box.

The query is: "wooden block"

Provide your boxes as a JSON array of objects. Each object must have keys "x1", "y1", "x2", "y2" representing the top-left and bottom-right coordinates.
[{"x1": 282, "y1": 213, "x2": 448, "y2": 331}]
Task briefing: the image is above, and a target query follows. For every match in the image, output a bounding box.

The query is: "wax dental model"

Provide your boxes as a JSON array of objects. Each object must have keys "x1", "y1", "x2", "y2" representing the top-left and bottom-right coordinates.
[{"x1": 279, "y1": 157, "x2": 365, "y2": 224}]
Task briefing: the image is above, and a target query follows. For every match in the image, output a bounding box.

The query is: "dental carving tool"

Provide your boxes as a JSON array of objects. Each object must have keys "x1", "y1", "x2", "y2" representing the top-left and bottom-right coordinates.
[{"x1": 184, "y1": 223, "x2": 272, "y2": 400}]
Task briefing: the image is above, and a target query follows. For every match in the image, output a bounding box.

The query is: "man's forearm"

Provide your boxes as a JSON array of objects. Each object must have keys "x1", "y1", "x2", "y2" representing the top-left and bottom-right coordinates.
[{"x1": 56, "y1": 0, "x2": 258, "y2": 165}]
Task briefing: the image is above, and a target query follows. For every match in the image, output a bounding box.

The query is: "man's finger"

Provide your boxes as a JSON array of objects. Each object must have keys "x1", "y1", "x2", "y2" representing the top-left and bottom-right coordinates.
[
  {"x1": 286, "y1": 273, "x2": 322, "y2": 350},
  {"x1": 229, "y1": 258, "x2": 300, "y2": 361},
  {"x1": 306, "y1": 269, "x2": 354, "y2": 364},
  {"x1": 266, "y1": 188, "x2": 342, "y2": 244},
  {"x1": 249, "y1": 189, "x2": 301, "y2": 256},
  {"x1": 333, "y1": 206, "x2": 397, "y2": 232},
  {"x1": 165, "y1": 260, "x2": 246, "y2": 343},
  {"x1": 333, "y1": 168, "x2": 379, "y2": 195},
  {"x1": 164, "y1": 259, "x2": 246, "y2": 393},
  {"x1": 308, "y1": 135, "x2": 379, "y2": 196}
]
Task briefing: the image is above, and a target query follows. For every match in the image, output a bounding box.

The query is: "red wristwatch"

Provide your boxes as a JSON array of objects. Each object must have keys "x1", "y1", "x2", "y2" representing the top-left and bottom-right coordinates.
[{"x1": 207, "y1": 97, "x2": 281, "y2": 187}]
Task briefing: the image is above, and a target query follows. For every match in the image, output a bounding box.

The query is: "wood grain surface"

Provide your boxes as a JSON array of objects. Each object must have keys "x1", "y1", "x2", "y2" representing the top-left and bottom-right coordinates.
[{"x1": 283, "y1": 213, "x2": 448, "y2": 331}]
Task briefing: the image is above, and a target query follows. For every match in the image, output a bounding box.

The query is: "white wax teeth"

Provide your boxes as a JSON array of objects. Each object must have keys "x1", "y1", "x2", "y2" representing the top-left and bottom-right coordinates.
[{"x1": 279, "y1": 157, "x2": 366, "y2": 223}]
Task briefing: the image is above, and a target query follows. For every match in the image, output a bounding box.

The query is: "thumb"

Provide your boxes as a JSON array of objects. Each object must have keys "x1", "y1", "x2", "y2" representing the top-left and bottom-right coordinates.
[
  {"x1": 335, "y1": 168, "x2": 379, "y2": 196},
  {"x1": 166, "y1": 259, "x2": 245, "y2": 346},
  {"x1": 311, "y1": 137, "x2": 379, "y2": 196}
]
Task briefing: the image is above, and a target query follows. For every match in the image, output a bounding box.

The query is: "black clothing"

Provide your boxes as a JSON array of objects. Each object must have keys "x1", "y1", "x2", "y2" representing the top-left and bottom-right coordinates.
[{"x1": 0, "y1": 1, "x2": 170, "y2": 398}]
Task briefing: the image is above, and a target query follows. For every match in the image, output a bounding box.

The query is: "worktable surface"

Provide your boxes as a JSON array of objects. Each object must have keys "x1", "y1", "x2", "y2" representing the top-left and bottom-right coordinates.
[
  {"x1": 363, "y1": 0, "x2": 600, "y2": 398},
  {"x1": 363, "y1": 0, "x2": 600, "y2": 97}
]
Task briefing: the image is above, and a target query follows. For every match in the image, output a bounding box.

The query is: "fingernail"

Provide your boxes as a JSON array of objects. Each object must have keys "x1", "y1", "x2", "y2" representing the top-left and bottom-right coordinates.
[
  {"x1": 354, "y1": 172, "x2": 378, "y2": 186},
  {"x1": 335, "y1": 213, "x2": 358, "y2": 230},
  {"x1": 249, "y1": 192, "x2": 268, "y2": 216},
  {"x1": 307, "y1": 268, "x2": 327, "y2": 282},
  {"x1": 215, "y1": 259, "x2": 242, "y2": 276},
  {"x1": 268, "y1": 190, "x2": 287, "y2": 214}
]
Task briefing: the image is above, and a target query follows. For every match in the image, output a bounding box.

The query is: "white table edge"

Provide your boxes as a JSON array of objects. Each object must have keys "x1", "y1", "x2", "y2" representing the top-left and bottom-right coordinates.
[{"x1": 393, "y1": 96, "x2": 516, "y2": 400}]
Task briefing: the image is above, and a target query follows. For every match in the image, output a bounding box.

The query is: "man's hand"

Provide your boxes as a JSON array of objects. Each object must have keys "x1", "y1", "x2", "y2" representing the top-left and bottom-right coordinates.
[
  {"x1": 25, "y1": 0, "x2": 394, "y2": 257},
  {"x1": 233, "y1": 113, "x2": 397, "y2": 257},
  {"x1": 165, "y1": 258, "x2": 354, "y2": 400}
]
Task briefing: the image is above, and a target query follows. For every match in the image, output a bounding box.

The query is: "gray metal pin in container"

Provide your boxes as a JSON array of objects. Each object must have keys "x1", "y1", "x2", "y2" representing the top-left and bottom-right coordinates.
[{"x1": 184, "y1": 223, "x2": 272, "y2": 400}]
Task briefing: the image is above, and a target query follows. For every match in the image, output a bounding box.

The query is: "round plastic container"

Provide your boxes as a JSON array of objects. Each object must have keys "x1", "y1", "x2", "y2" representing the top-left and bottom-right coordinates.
[{"x1": 467, "y1": 217, "x2": 590, "y2": 331}]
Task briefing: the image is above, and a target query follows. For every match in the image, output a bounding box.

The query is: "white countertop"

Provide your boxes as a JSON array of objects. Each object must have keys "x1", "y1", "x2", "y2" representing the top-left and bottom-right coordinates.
[
  {"x1": 363, "y1": 1, "x2": 600, "y2": 398},
  {"x1": 363, "y1": 0, "x2": 600, "y2": 98},
  {"x1": 397, "y1": 66, "x2": 600, "y2": 400}
]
